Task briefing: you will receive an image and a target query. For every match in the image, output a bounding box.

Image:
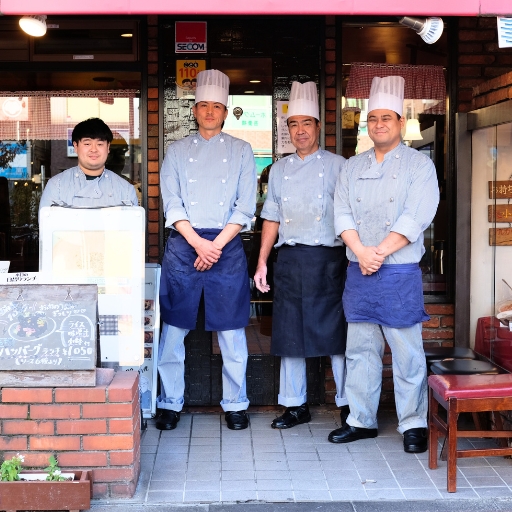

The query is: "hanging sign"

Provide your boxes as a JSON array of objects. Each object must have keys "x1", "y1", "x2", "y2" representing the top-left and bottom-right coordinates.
[
  {"x1": 488, "y1": 205, "x2": 512, "y2": 223},
  {"x1": 489, "y1": 228, "x2": 512, "y2": 246},
  {"x1": 489, "y1": 181, "x2": 512, "y2": 199},
  {"x1": 176, "y1": 59, "x2": 206, "y2": 99},
  {"x1": 175, "y1": 22, "x2": 207, "y2": 53}
]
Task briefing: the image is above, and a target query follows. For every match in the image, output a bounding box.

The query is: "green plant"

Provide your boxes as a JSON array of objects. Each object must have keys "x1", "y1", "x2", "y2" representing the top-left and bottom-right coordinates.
[
  {"x1": 45, "y1": 455, "x2": 67, "y2": 482},
  {"x1": 0, "y1": 453, "x2": 24, "y2": 481}
]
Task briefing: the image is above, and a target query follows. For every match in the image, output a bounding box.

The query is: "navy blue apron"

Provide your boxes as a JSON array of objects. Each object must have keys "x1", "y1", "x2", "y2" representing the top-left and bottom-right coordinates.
[
  {"x1": 271, "y1": 245, "x2": 347, "y2": 358},
  {"x1": 343, "y1": 262, "x2": 429, "y2": 328},
  {"x1": 159, "y1": 228, "x2": 250, "y2": 331}
]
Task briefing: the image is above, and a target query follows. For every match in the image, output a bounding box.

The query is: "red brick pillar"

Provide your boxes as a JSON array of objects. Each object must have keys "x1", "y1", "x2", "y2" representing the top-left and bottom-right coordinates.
[{"x1": 0, "y1": 371, "x2": 140, "y2": 499}]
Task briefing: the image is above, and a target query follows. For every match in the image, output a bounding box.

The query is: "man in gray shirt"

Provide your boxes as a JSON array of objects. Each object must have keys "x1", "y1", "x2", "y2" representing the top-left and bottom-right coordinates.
[
  {"x1": 157, "y1": 69, "x2": 257, "y2": 431},
  {"x1": 255, "y1": 81, "x2": 348, "y2": 431}
]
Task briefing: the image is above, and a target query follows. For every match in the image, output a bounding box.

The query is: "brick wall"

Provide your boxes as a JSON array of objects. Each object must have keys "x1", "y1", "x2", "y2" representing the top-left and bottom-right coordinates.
[
  {"x1": 0, "y1": 371, "x2": 140, "y2": 499},
  {"x1": 147, "y1": 15, "x2": 160, "y2": 263},
  {"x1": 324, "y1": 16, "x2": 337, "y2": 154},
  {"x1": 458, "y1": 17, "x2": 512, "y2": 112}
]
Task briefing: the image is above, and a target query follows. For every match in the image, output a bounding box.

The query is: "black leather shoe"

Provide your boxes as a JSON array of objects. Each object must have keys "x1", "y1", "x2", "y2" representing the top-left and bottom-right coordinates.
[
  {"x1": 340, "y1": 405, "x2": 350, "y2": 426},
  {"x1": 328, "y1": 424, "x2": 378, "y2": 443},
  {"x1": 225, "y1": 410, "x2": 249, "y2": 430},
  {"x1": 403, "y1": 427, "x2": 428, "y2": 453},
  {"x1": 155, "y1": 409, "x2": 180, "y2": 430},
  {"x1": 271, "y1": 403, "x2": 311, "y2": 429}
]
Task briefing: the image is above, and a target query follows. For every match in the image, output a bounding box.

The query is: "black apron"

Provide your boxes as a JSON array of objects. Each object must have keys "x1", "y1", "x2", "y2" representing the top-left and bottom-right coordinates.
[
  {"x1": 271, "y1": 244, "x2": 347, "y2": 358},
  {"x1": 343, "y1": 262, "x2": 429, "y2": 328},
  {"x1": 159, "y1": 228, "x2": 250, "y2": 331}
]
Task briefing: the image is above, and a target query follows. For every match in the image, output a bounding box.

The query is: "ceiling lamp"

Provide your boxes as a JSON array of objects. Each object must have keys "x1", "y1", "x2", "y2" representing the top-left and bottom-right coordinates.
[
  {"x1": 399, "y1": 16, "x2": 444, "y2": 44},
  {"x1": 403, "y1": 119, "x2": 423, "y2": 141},
  {"x1": 19, "y1": 15, "x2": 47, "y2": 37}
]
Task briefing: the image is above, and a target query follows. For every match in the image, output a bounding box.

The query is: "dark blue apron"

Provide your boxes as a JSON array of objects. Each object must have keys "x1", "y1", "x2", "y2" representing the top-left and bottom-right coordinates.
[
  {"x1": 159, "y1": 228, "x2": 250, "y2": 331},
  {"x1": 343, "y1": 262, "x2": 429, "y2": 328},
  {"x1": 271, "y1": 245, "x2": 347, "y2": 358}
]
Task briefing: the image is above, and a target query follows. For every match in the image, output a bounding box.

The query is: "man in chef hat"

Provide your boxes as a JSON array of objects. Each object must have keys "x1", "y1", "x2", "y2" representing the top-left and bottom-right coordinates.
[
  {"x1": 255, "y1": 81, "x2": 349, "y2": 430},
  {"x1": 331, "y1": 76, "x2": 439, "y2": 453},
  {"x1": 157, "y1": 69, "x2": 257, "y2": 431}
]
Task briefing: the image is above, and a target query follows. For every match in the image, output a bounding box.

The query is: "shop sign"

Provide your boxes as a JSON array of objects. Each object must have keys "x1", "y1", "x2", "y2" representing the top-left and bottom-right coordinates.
[
  {"x1": 488, "y1": 205, "x2": 512, "y2": 222},
  {"x1": 489, "y1": 180, "x2": 512, "y2": 198},
  {"x1": 176, "y1": 60, "x2": 206, "y2": 99},
  {"x1": 175, "y1": 22, "x2": 207, "y2": 53},
  {"x1": 489, "y1": 228, "x2": 512, "y2": 246}
]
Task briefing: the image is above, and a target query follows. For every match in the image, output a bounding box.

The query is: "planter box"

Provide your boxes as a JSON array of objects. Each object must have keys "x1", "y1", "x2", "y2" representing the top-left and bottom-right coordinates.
[{"x1": 0, "y1": 470, "x2": 92, "y2": 512}]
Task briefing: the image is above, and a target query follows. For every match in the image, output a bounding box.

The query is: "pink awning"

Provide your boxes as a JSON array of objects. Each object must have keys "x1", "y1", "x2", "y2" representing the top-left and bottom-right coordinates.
[{"x1": 0, "y1": 0, "x2": 511, "y2": 15}]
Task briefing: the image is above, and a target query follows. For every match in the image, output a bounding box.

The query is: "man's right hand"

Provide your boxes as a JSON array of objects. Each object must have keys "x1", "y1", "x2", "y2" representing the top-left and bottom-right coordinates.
[
  {"x1": 193, "y1": 238, "x2": 222, "y2": 267},
  {"x1": 356, "y1": 246, "x2": 384, "y2": 275},
  {"x1": 254, "y1": 264, "x2": 270, "y2": 293}
]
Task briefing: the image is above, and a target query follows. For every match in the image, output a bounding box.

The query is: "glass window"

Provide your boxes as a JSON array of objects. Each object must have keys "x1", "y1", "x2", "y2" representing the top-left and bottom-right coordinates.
[{"x1": 0, "y1": 89, "x2": 141, "y2": 272}]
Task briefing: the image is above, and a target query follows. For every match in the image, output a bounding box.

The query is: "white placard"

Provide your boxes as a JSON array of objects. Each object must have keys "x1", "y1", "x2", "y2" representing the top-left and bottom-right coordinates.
[
  {"x1": 39, "y1": 206, "x2": 145, "y2": 366},
  {"x1": 276, "y1": 101, "x2": 295, "y2": 155},
  {"x1": 0, "y1": 261, "x2": 10, "y2": 273}
]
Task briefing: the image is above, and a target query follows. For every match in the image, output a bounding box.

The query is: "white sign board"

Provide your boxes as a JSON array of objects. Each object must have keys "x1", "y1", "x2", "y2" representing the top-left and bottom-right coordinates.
[
  {"x1": 39, "y1": 206, "x2": 145, "y2": 366},
  {"x1": 276, "y1": 101, "x2": 295, "y2": 155}
]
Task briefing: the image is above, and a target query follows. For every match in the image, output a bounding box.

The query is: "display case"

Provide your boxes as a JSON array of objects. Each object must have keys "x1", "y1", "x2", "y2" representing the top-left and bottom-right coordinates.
[{"x1": 470, "y1": 118, "x2": 512, "y2": 370}]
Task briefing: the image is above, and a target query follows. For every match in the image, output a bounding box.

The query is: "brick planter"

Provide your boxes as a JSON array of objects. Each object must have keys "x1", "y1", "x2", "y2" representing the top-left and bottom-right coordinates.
[{"x1": 0, "y1": 370, "x2": 140, "y2": 499}]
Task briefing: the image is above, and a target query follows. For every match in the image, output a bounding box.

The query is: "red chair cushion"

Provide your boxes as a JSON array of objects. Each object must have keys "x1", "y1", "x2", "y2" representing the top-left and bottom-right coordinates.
[{"x1": 428, "y1": 374, "x2": 512, "y2": 400}]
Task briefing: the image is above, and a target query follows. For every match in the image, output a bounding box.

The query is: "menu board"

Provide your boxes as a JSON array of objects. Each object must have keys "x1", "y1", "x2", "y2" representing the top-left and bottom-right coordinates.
[{"x1": 0, "y1": 284, "x2": 97, "y2": 371}]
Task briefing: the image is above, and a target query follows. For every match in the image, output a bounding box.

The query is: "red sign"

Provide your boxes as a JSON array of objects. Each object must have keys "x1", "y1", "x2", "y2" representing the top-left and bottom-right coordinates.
[{"x1": 175, "y1": 22, "x2": 207, "y2": 53}]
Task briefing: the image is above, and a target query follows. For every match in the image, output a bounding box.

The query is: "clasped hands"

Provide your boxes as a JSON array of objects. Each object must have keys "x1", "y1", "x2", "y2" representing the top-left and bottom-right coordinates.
[
  {"x1": 193, "y1": 238, "x2": 222, "y2": 272},
  {"x1": 357, "y1": 246, "x2": 385, "y2": 276}
]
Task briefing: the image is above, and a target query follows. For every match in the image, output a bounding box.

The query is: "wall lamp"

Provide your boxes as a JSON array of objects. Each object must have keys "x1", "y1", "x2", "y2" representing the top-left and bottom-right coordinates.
[
  {"x1": 19, "y1": 15, "x2": 47, "y2": 37},
  {"x1": 399, "y1": 17, "x2": 444, "y2": 44}
]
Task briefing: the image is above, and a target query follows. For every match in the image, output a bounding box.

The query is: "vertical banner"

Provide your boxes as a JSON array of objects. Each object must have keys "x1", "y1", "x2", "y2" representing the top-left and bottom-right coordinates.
[
  {"x1": 175, "y1": 21, "x2": 207, "y2": 53},
  {"x1": 176, "y1": 59, "x2": 206, "y2": 99}
]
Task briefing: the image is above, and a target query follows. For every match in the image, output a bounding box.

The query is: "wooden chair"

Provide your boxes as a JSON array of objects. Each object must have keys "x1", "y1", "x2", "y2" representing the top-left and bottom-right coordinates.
[{"x1": 428, "y1": 373, "x2": 512, "y2": 492}]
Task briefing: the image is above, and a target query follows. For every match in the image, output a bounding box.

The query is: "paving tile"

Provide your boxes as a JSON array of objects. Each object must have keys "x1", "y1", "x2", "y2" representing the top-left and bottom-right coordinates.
[
  {"x1": 187, "y1": 461, "x2": 221, "y2": 472},
  {"x1": 291, "y1": 479, "x2": 328, "y2": 490},
  {"x1": 321, "y1": 460, "x2": 357, "y2": 471},
  {"x1": 159, "y1": 452, "x2": 188, "y2": 462},
  {"x1": 256, "y1": 490, "x2": 295, "y2": 501},
  {"x1": 157, "y1": 444, "x2": 189, "y2": 453},
  {"x1": 221, "y1": 490, "x2": 259, "y2": 502},
  {"x1": 293, "y1": 490, "x2": 332, "y2": 501},
  {"x1": 189, "y1": 438, "x2": 221, "y2": 446},
  {"x1": 464, "y1": 475, "x2": 507, "y2": 487},
  {"x1": 360, "y1": 478, "x2": 400, "y2": 490},
  {"x1": 386, "y1": 458, "x2": 424, "y2": 470},
  {"x1": 221, "y1": 461, "x2": 254, "y2": 471},
  {"x1": 288, "y1": 469, "x2": 326, "y2": 480},
  {"x1": 254, "y1": 460, "x2": 289, "y2": 471},
  {"x1": 187, "y1": 452, "x2": 221, "y2": 462},
  {"x1": 474, "y1": 486, "x2": 512, "y2": 498},
  {"x1": 253, "y1": 451, "x2": 286, "y2": 460},
  {"x1": 153, "y1": 461, "x2": 188, "y2": 472},
  {"x1": 327, "y1": 477, "x2": 365, "y2": 490},
  {"x1": 365, "y1": 488, "x2": 405, "y2": 500},
  {"x1": 255, "y1": 478, "x2": 292, "y2": 490},
  {"x1": 185, "y1": 470, "x2": 220, "y2": 481},
  {"x1": 285, "y1": 452, "x2": 320, "y2": 461},
  {"x1": 221, "y1": 480, "x2": 257, "y2": 491},
  {"x1": 146, "y1": 490, "x2": 184, "y2": 503},
  {"x1": 221, "y1": 470, "x2": 255, "y2": 480},
  {"x1": 183, "y1": 491, "x2": 221, "y2": 502},
  {"x1": 395, "y1": 478, "x2": 438, "y2": 489},
  {"x1": 151, "y1": 469, "x2": 187, "y2": 482},
  {"x1": 350, "y1": 451, "x2": 386, "y2": 461},
  {"x1": 459, "y1": 466, "x2": 500, "y2": 478},
  {"x1": 357, "y1": 468, "x2": 395, "y2": 481},
  {"x1": 401, "y1": 488, "x2": 443, "y2": 500},
  {"x1": 149, "y1": 480, "x2": 186, "y2": 491},
  {"x1": 185, "y1": 480, "x2": 221, "y2": 491},
  {"x1": 330, "y1": 489, "x2": 368, "y2": 500},
  {"x1": 254, "y1": 469, "x2": 290, "y2": 481},
  {"x1": 436, "y1": 487, "x2": 479, "y2": 499}
]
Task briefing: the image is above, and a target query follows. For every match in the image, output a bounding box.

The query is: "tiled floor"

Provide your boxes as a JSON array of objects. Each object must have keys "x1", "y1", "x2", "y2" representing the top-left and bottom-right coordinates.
[{"x1": 134, "y1": 408, "x2": 512, "y2": 504}]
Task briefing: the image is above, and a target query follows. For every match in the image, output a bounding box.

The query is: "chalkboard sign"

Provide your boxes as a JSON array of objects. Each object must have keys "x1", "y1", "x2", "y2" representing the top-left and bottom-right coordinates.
[{"x1": 0, "y1": 284, "x2": 97, "y2": 371}]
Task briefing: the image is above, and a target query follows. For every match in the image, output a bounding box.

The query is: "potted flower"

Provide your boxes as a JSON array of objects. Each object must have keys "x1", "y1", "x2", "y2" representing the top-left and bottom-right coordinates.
[{"x1": 0, "y1": 453, "x2": 92, "y2": 512}]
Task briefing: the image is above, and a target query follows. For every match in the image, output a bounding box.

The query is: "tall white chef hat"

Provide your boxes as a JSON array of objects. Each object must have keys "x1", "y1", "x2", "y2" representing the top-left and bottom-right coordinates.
[
  {"x1": 367, "y1": 76, "x2": 405, "y2": 117},
  {"x1": 195, "y1": 69, "x2": 230, "y2": 107},
  {"x1": 287, "y1": 81, "x2": 320, "y2": 120}
]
